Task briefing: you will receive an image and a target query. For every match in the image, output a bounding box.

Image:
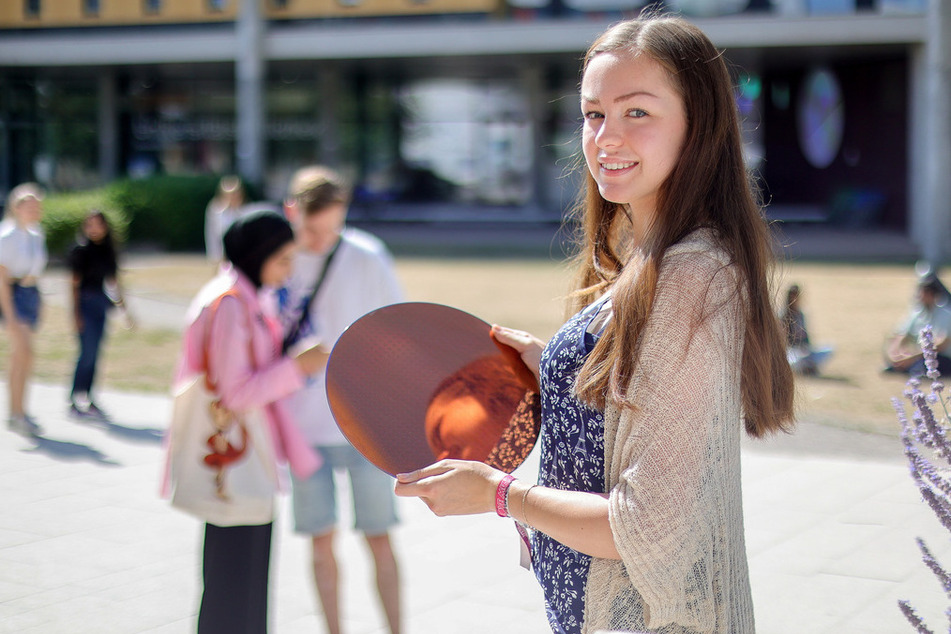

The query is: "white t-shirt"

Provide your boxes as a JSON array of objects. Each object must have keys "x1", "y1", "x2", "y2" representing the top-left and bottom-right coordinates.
[
  {"x1": 279, "y1": 227, "x2": 403, "y2": 446},
  {"x1": 900, "y1": 303, "x2": 951, "y2": 344},
  {"x1": 0, "y1": 221, "x2": 47, "y2": 280}
]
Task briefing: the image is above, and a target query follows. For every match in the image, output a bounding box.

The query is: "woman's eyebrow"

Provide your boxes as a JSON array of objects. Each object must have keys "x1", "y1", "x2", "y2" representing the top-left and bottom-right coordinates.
[{"x1": 581, "y1": 90, "x2": 660, "y2": 105}]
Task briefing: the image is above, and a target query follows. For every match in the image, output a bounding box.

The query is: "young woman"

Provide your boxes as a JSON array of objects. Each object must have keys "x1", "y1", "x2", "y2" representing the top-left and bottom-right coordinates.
[
  {"x1": 395, "y1": 15, "x2": 794, "y2": 634},
  {"x1": 68, "y1": 210, "x2": 129, "y2": 420},
  {"x1": 173, "y1": 211, "x2": 328, "y2": 633},
  {"x1": 0, "y1": 183, "x2": 48, "y2": 437},
  {"x1": 781, "y1": 283, "x2": 833, "y2": 376}
]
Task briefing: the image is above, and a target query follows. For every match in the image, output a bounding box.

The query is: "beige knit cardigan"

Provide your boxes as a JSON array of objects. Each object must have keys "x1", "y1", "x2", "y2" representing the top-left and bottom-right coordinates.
[{"x1": 582, "y1": 229, "x2": 755, "y2": 634}]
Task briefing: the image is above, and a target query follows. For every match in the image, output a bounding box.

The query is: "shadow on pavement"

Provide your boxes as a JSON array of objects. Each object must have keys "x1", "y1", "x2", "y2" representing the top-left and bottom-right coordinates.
[
  {"x1": 24, "y1": 435, "x2": 121, "y2": 466},
  {"x1": 100, "y1": 419, "x2": 166, "y2": 444},
  {"x1": 64, "y1": 411, "x2": 166, "y2": 445}
]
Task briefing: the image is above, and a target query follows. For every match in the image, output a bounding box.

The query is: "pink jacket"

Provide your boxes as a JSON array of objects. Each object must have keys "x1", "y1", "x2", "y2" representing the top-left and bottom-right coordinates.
[{"x1": 170, "y1": 269, "x2": 321, "y2": 485}]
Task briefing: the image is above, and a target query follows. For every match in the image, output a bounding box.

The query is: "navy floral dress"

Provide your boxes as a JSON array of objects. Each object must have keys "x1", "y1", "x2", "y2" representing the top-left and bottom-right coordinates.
[{"x1": 532, "y1": 297, "x2": 608, "y2": 634}]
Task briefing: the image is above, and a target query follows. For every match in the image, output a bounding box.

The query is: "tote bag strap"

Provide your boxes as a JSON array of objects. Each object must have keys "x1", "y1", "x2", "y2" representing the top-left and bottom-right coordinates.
[{"x1": 201, "y1": 289, "x2": 259, "y2": 394}]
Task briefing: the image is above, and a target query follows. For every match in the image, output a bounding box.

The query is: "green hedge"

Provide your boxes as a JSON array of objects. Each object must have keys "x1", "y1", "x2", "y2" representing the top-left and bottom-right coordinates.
[
  {"x1": 109, "y1": 174, "x2": 221, "y2": 252},
  {"x1": 42, "y1": 188, "x2": 129, "y2": 258},
  {"x1": 40, "y1": 174, "x2": 230, "y2": 258}
]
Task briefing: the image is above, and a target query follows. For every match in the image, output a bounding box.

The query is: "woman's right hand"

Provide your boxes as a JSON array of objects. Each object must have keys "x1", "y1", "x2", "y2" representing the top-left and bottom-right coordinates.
[
  {"x1": 295, "y1": 343, "x2": 330, "y2": 376},
  {"x1": 491, "y1": 325, "x2": 544, "y2": 381},
  {"x1": 395, "y1": 459, "x2": 503, "y2": 517}
]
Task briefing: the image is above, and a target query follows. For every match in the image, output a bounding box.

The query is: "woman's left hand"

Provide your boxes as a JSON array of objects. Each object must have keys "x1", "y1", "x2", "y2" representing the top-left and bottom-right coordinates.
[{"x1": 395, "y1": 459, "x2": 505, "y2": 517}]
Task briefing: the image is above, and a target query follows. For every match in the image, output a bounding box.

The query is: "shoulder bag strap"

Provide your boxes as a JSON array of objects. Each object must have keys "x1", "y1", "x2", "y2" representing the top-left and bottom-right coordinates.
[{"x1": 282, "y1": 236, "x2": 343, "y2": 354}]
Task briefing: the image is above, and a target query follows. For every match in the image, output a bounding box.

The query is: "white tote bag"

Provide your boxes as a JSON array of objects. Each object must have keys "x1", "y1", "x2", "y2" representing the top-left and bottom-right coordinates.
[{"x1": 167, "y1": 374, "x2": 278, "y2": 527}]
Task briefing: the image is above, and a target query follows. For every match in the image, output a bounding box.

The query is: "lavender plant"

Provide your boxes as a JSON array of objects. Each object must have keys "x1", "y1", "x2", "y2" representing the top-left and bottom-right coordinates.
[{"x1": 895, "y1": 325, "x2": 951, "y2": 633}]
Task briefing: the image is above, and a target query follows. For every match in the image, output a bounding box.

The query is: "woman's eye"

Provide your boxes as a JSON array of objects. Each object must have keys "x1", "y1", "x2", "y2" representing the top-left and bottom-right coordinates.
[
  {"x1": 628, "y1": 108, "x2": 648, "y2": 118},
  {"x1": 583, "y1": 111, "x2": 604, "y2": 120}
]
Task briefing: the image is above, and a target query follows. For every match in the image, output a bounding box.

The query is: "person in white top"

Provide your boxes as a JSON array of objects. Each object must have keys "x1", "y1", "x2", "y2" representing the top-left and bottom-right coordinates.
[
  {"x1": 204, "y1": 175, "x2": 247, "y2": 262},
  {"x1": 279, "y1": 166, "x2": 403, "y2": 634},
  {"x1": 0, "y1": 183, "x2": 49, "y2": 437},
  {"x1": 885, "y1": 275, "x2": 951, "y2": 376}
]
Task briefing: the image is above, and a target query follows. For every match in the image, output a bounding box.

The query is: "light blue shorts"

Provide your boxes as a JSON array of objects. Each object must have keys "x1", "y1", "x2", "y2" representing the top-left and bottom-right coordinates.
[{"x1": 291, "y1": 444, "x2": 398, "y2": 536}]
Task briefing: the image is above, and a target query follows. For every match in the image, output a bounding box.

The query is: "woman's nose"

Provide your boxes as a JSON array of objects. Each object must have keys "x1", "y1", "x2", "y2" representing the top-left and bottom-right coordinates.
[{"x1": 595, "y1": 117, "x2": 621, "y2": 148}]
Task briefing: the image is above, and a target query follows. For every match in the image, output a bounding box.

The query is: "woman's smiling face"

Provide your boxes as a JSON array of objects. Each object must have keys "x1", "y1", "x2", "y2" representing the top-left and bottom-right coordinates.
[{"x1": 581, "y1": 51, "x2": 688, "y2": 231}]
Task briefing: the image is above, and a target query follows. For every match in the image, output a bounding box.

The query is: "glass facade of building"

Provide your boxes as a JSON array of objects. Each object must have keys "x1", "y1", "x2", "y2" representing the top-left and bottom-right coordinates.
[{"x1": 0, "y1": 0, "x2": 932, "y2": 228}]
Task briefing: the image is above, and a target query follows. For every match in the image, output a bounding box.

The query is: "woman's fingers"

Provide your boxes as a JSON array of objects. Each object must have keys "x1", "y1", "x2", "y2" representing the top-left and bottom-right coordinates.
[
  {"x1": 491, "y1": 324, "x2": 535, "y2": 351},
  {"x1": 492, "y1": 324, "x2": 544, "y2": 380},
  {"x1": 396, "y1": 459, "x2": 455, "y2": 483},
  {"x1": 394, "y1": 460, "x2": 500, "y2": 516}
]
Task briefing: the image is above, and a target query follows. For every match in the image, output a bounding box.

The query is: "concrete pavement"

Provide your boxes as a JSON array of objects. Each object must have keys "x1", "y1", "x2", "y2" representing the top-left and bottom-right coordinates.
[{"x1": 1, "y1": 379, "x2": 949, "y2": 634}]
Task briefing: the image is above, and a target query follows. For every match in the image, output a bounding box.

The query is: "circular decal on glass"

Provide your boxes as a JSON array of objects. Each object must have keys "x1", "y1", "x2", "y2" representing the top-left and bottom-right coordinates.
[{"x1": 797, "y1": 67, "x2": 845, "y2": 169}]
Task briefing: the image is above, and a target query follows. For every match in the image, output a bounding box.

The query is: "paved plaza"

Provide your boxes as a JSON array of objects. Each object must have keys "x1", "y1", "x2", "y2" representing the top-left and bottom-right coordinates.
[{"x1": 0, "y1": 379, "x2": 948, "y2": 634}]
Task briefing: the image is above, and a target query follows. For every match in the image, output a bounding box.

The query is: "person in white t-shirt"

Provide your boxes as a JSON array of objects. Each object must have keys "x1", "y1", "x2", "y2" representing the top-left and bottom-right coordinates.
[
  {"x1": 204, "y1": 175, "x2": 247, "y2": 262},
  {"x1": 885, "y1": 275, "x2": 951, "y2": 376},
  {"x1": 0, "y1": 183, "x2": 48, "y2": 437},
  {"x1": 279, "y1": 166, "x2": 403, "y2": 634}
]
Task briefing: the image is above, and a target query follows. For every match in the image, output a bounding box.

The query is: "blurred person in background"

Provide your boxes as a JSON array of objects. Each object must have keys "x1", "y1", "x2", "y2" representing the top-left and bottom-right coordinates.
[
  {"x1": 279, "y1": 165, "x2": 403, "y2": 634},
  {"x1": 205, "y1": 175, "x2": 247, "y2": 262},
  {"x1": 173, "y1": 210, "x2": 327, "y2": 634},
  {"x1": 885, "y1": 274, "x2": 951, "y2": 376},
  {"x1": 0, "y1": 183, "x2": 48, "y2": 437},
  {"x1": 68, "y1": 210, "x2": 133, "y2": 421},
  {"x1": 781, "y1": 283, "x2": 833, "y2": 376}
]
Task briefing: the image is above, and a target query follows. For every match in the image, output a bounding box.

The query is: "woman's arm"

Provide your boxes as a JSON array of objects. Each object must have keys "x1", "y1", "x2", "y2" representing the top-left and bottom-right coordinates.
[
  {"x1": 0, "y1": 265, "x2": 15, "y2": 331},
  {"x1": 395, "y1": 460, "x2": 621, "y2": 559},
  {"x1": 72, "y1": 271, "x2": 83, "y2": 332}
]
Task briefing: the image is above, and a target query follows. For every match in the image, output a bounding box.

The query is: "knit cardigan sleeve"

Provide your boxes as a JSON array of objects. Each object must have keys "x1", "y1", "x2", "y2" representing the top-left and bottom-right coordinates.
[{"x1": 585, "y1": 233, "x2": 754, "y2": 633}]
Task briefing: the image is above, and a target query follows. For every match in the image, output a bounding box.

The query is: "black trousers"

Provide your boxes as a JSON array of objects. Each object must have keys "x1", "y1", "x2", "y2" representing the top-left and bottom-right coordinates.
[{"x1": 197, "y1": 522, "x2": 273, "y2": 634}]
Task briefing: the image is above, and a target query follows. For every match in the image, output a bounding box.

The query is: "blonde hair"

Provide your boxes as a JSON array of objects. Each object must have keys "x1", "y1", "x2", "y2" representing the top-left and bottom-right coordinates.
[
  {"x1": 5, "y1": 182, "x2": 44, "y2": 218},
  {"x1": 287, "y1": 166, "x2": 350, "y2": 215}
]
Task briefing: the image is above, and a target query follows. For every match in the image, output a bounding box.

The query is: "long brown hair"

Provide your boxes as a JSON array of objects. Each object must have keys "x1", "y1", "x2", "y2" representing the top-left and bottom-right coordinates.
[{"x1": 570, "y1": 15, "x2": 794, "y2": 437}]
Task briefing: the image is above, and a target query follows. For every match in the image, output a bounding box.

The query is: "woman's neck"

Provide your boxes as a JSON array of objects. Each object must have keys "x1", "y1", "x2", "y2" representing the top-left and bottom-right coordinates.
[{"x1": 621, "y1": 204, "x2": 655, "y2": 249}]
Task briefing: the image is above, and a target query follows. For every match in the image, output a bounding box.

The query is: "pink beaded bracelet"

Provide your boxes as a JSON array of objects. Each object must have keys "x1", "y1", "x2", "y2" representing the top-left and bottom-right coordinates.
[{"x1": 495, "y1": 474, "x2": 516, "y2": 517}]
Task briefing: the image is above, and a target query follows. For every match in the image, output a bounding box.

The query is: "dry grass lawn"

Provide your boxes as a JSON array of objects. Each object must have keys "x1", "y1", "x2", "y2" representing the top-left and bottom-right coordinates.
[{"x1": 0, "y1": 251, "x2": 931, "y2": 438}]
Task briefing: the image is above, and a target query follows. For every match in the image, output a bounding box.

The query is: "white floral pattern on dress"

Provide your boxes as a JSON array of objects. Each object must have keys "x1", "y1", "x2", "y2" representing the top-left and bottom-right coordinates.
[{"x1": 532, "y1": 298, "x2": 607, "y2": 634}]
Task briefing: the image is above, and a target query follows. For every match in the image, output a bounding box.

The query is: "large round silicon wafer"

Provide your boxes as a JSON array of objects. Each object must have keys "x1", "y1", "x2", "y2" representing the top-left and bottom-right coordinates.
[{"x1": 325, "y1": 302, "x2": 541, "y2": 476}]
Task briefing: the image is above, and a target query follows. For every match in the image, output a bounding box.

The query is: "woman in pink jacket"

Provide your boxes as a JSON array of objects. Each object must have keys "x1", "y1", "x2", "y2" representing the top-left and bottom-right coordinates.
[{"x1": 176, "y1": 211, "x2": 327, "y2": 634}]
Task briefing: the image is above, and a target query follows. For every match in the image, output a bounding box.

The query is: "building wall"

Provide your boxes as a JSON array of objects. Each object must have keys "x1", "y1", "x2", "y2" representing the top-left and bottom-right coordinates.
[
  {"x1": 266, "y1": 0, "x2": 498, "y2": 19},
  {"x1": 0, "y1": 0, "x2": 236, "y2": 28},
  {"x1": 0, "y1": 2, "x2": 941, "y2": 250},
  {"x1": 0, "y1": 0, "x2": 500, "y2": 28}
]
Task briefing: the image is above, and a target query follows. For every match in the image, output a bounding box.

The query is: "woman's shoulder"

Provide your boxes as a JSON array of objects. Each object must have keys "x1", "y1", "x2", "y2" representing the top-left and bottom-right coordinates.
[
  {"x1": 184, "y1": 270, "x2": 240, "y2": 323},
  {"x1": 664, "y1": 227, "x2": 729, "y2": 261},
  {"x1": 0, "y1": 220, "x2": 20, "y2": 241},
  {"x1": 660, "y1": 228, "x2": 735, "y2": 286}
]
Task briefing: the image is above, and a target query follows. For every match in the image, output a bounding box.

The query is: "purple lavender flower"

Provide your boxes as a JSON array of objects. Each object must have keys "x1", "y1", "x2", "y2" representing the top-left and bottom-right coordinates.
[
  {"x1": 898, "y1": 599, "x2": 935, "y2": 633},
  {"x1": 917, "y1": 537, "x2": 951, "y2": 596},
  {"x1": 898, "y1": 326, "x2": 951, "y2": 632},
  {"x1": 919, "y1": 326, "x2": 942, "y2": 381}
]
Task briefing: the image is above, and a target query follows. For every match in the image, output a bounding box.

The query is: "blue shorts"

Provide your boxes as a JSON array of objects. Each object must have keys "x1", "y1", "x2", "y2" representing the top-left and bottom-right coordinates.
[
  {"x1": 6, "y1": 284, "x2": 41, "y2": 329},
  {"x1": 291, "y1": 444, "x2": 398, "y2": 536}
]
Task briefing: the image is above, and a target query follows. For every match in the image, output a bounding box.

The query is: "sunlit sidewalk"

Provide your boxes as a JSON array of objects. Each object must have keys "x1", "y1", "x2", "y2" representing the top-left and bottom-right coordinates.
[{"x1": 0, "y1": 381, "x2": 946, "y2": 634}]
